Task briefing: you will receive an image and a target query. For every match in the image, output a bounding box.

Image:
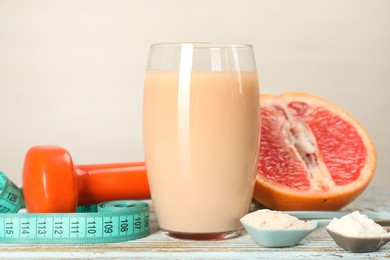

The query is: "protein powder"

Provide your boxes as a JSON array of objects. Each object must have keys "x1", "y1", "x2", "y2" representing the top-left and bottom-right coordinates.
[
  {"x1": 327, "y1": 211, "x2": 390, "y2": 237},
  {"x1": 240, "y1": 209, "x2": 311, "y2": 229}
]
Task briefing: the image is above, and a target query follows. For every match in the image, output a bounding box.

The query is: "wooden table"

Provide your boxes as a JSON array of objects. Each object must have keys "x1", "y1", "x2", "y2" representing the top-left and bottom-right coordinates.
[{"x1": 0, "y1": 188, "x2": 389, "y2": 259}]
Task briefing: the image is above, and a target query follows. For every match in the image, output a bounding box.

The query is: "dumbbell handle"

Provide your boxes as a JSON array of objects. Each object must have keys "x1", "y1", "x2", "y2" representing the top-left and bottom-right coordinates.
[{"x1": 76, "y1": 162, "x2": 150, "y2": 205}]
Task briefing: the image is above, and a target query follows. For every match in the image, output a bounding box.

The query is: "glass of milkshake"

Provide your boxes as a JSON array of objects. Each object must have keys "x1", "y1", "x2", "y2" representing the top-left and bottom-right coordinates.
[{"x1": 143, "y1": 43, "x2": 260, "y2": 240}]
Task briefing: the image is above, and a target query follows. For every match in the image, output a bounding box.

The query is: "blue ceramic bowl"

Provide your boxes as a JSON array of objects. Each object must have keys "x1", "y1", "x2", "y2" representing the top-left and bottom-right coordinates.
[{"x1": 241, "y1": 220, "x2": 318, "y2": 247}]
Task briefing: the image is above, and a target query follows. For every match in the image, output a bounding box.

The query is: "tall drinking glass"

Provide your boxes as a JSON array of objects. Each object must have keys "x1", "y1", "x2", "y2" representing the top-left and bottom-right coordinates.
[{"x1": 143, "y1": 43, "x2": 260, "y2": 240}]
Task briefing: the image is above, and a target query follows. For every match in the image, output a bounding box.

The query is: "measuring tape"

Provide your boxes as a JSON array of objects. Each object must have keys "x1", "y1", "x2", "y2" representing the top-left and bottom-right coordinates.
[{"x1": 0, "y1": 172, "x2": 150, "y2": 244}]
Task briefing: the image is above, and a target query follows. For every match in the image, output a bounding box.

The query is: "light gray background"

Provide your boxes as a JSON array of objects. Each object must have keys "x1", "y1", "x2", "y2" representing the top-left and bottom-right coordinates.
[{"x1": 0, "y1": 0, "x2": 389, "y2": 188}]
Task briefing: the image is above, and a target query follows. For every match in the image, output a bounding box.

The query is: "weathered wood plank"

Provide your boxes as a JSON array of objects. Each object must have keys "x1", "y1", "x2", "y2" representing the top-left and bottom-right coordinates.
[{"x1": 0, "y1": 189, "x2": 389, "y2": 259}]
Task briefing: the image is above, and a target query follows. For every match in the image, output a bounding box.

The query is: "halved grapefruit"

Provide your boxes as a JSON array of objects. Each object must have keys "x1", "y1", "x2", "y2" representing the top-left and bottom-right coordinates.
[{"x1": 254, "y1": 92, "x2": 376, "y2": 211}]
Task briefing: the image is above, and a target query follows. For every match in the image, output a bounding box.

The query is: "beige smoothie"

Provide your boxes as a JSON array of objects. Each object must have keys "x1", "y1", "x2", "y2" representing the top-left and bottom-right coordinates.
[{"x1": 143, "y1": 70, "x2": 260, "y2": 233}]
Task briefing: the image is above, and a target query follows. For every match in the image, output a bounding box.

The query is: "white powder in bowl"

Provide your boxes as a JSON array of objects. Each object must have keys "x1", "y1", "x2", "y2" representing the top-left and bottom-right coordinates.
[
  {"x1": 241, "y1": 209, "x2": 311, "y2": 229},
  {"x1": 327, "y1": 211, "x2": 390, "y2": 237}
]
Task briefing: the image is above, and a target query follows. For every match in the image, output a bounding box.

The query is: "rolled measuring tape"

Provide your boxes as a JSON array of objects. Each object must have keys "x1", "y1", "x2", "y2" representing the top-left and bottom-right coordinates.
[{"x1": 0, "y1": 172, "x2": 150, "y2": 244}]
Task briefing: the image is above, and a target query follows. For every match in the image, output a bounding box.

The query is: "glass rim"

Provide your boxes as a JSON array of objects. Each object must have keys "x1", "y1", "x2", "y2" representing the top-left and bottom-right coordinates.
[{"x1": 150, "y1": 42, "x2": 253, "y2": 49}]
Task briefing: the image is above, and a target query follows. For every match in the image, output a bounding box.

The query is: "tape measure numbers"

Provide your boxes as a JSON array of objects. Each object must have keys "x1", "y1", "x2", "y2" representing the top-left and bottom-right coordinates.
[
  {"x1": 0, "y1": 172, "x2": 150, "y2": 244},
  {"x1": 0, "y1": 172, "x2": 23, "y2": 213}
]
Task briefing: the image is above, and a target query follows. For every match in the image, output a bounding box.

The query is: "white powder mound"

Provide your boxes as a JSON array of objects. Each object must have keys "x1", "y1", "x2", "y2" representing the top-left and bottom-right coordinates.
[
  {"x1": 327, "y1": 211, "x2": 390, "y2": 237},
  {"x1": 241, "y1": 209, "x2": 311, "y2": 229}
]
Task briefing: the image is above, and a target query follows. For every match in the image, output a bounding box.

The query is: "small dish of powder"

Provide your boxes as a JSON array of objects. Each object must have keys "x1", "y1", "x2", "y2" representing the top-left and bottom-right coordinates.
[
  {"x1": 326, "y1": 211, "x2": 390, "y2": 252},
  {"x1": 240, "y1": 209, "x2": 316, "y2": 247}
]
